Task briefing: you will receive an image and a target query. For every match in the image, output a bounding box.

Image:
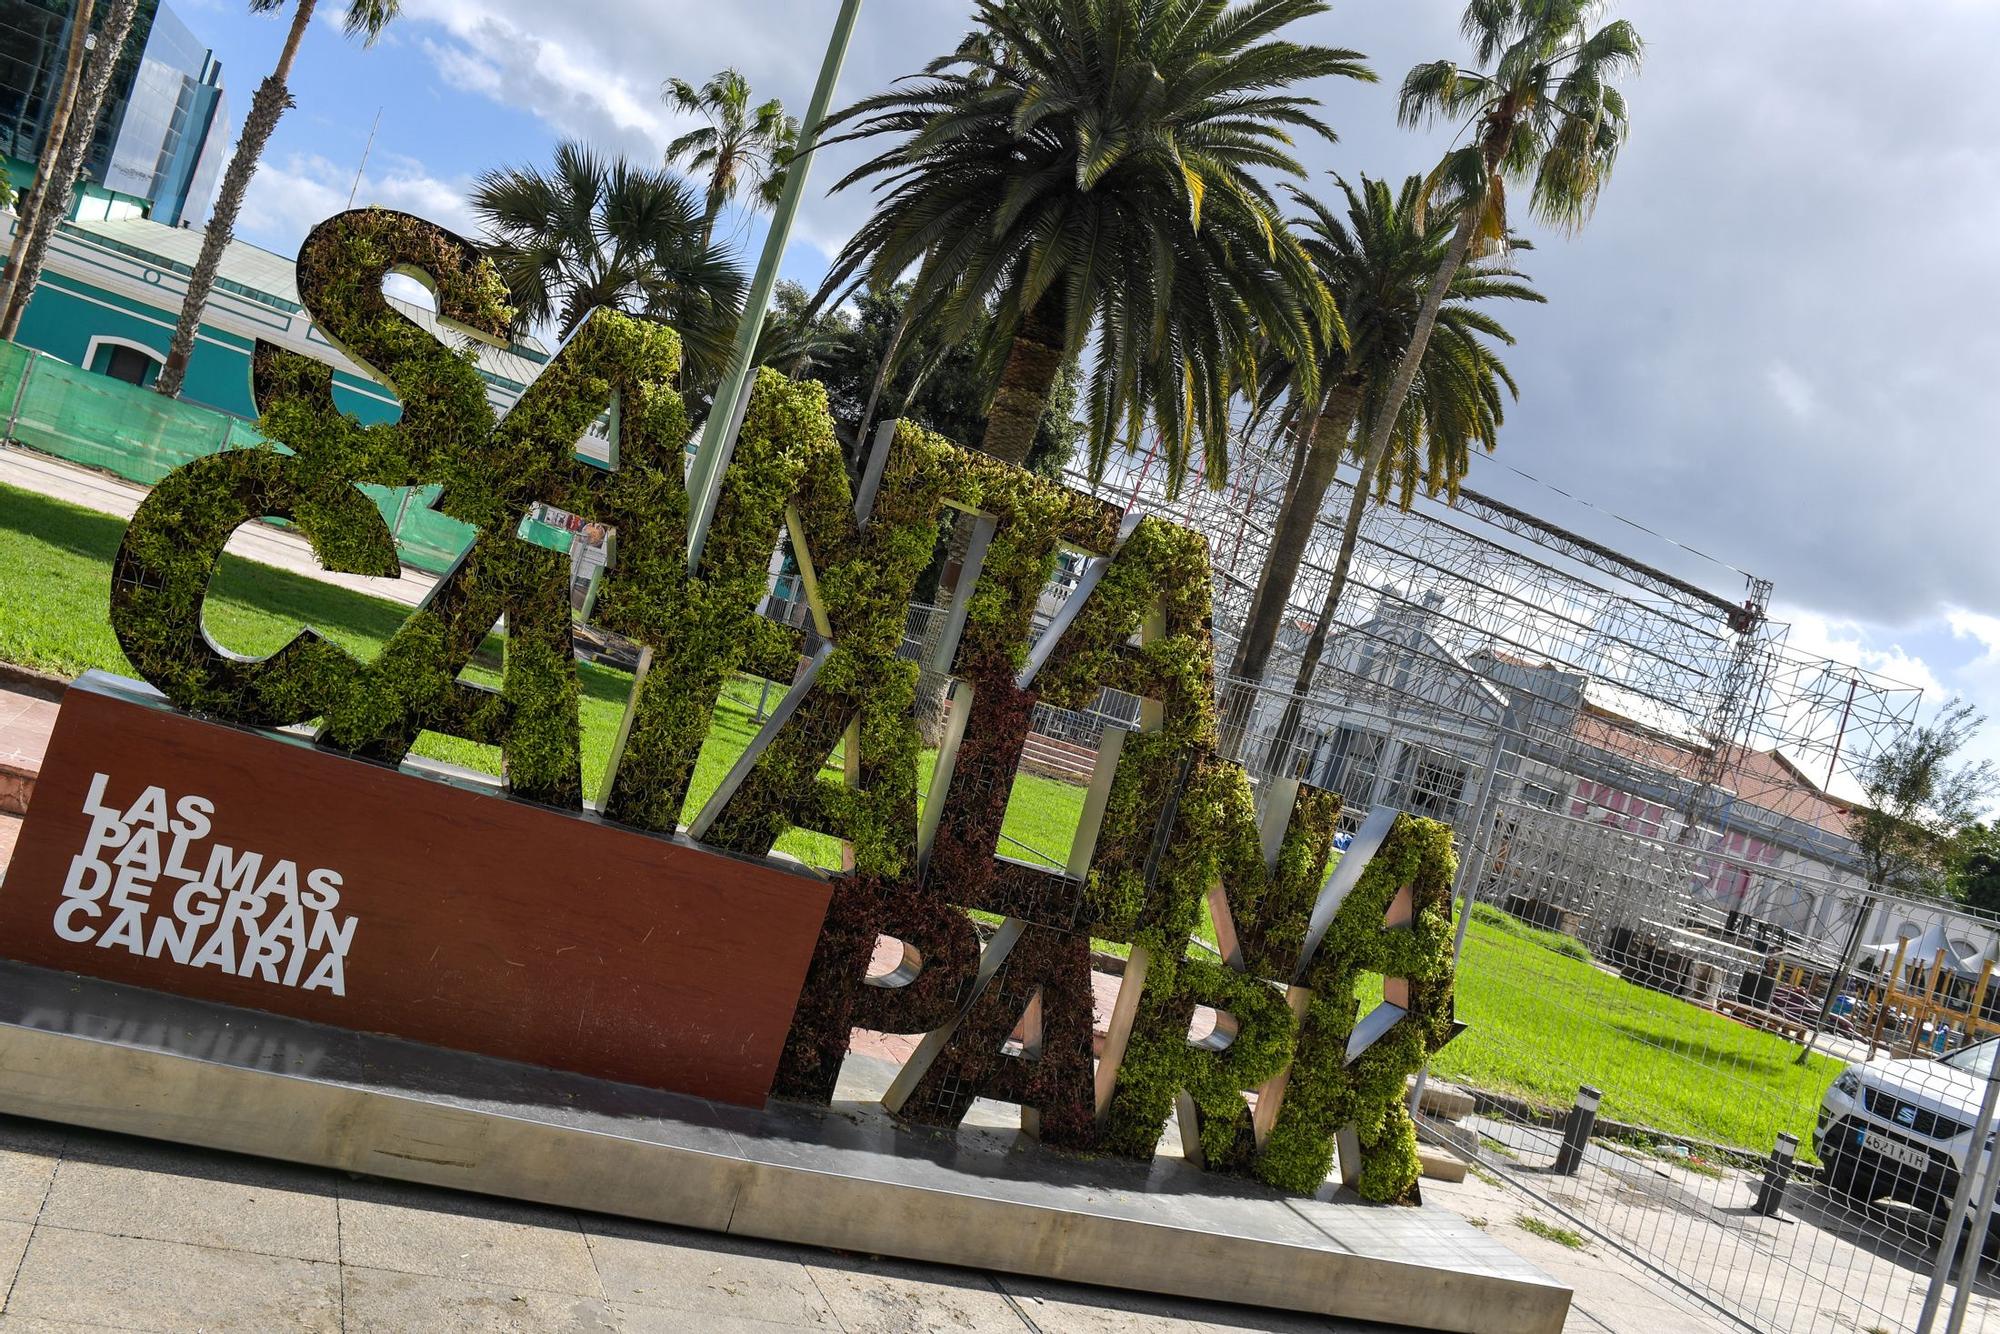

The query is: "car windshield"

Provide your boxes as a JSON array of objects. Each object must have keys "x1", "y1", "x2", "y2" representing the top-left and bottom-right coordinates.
[{"x1": 1943, "y1": 1038, "x2": 1998, "y2": 1079}]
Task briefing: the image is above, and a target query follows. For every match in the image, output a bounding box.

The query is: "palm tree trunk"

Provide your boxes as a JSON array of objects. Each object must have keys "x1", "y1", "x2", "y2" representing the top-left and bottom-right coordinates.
[
  {"x1": 155, "y1": 0, "x2": 316, "y2": 398},
  {"x1": 0, "y1": 0, "x2": 139, "y2": 340},
  {"x1": 852, "y1": 295, "x2": 916, "y2": 458},
  {"x1": 1220, "y1": 381, "x2": 1361, "y2": 762},
  {"x1": 1261, "y1": 401, "x2": 1390, "y2": 778},
  {"x1": 1229, "y1": 379, "x2": 1363, "y2": 685},
  {"x1": 979, "y1": 288, "x2": 1068, "y2": 467},
  {"x1": 1328, "y1": 126, "x2": 1516, "y2": 627},
  {"x1": 698, "y1": 191, "x2": 721, "y2": 251},
  {"x1": 0, "y1": 0, "x2": 95, "y2": 326},
  {"x1": 1352, "y1": 202, "x2": 1476, "y2": 486}
]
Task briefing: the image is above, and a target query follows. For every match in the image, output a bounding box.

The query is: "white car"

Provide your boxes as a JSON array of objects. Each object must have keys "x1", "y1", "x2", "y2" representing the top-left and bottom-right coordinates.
[{"x1": 1816, "y1": 1036, "x2": 1997, "y2": 1244}]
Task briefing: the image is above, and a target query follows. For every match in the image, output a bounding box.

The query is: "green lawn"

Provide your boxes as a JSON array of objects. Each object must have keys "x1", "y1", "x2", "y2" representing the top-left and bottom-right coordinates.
[
  {"x1": 0, "y1": 480, "x2": 1084, "y2": 872},
  {"x1": 1, "y1": 479, "x2": 1840, "y2": 1153},
  {"x1": 1426, "y1": 905, "x2": 1843, "y2": 1157}
]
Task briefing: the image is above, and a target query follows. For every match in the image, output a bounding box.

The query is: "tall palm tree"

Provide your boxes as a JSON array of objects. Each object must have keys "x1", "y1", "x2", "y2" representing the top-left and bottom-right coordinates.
[
  {"x1": 471, "y1": 141, "x2": 746, "y2": 381},
  {"x1": 1250, "y1": 178, "x2": 1535, "y2": 772},
  {"x1": 0, "y1": 0, "x2": 143, "y2": 339},
  {"x1": 662, "y1": 68, "x2": 799, "y2": 249},
  {"x1": 0, "y1": 0, "x2": 95, "y2": 325},
  {"x1": 155, "y1": 0, "x2": 404, "y2": 398},
  {"x1": 816, "y1": 0, "x2": 1372, "y2": 484},
  {"x1": 1230, "y1": 175, "x2": 1540, "y2": 694},
  {"x1": 1309, "y1": 0, "x2": 1639, "y2": 620}
]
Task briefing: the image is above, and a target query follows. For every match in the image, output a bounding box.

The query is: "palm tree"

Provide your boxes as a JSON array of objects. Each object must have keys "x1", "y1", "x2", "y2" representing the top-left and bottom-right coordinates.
[
  {"x1": 0, "y1": 0, "x2": 95, "y2": 325},
  {"x1": 1251, "y1": 178, "x2": 1535, "y2": 773},
  {"x1": 1230, "y1": 175, "x2": 1540, "y2": 696},
  {"x1": 815, "y1": 0, "x2": 1372, "y2": 483},
  {"x1": 662, "y1": 69, "x2": 799, "y2": 249},
  {"x1": 1309, "y1": 0, "x2": 1639, "y2": 620},
  {"x1": 155, "y1": 0, "x2": 405, "y2": 398},
  {"x1": 471, "y1": 142, "x2": 746, "y2": 383},
  {"x1": 0, "y1": 0, "x2": 143, "y2": 339}
]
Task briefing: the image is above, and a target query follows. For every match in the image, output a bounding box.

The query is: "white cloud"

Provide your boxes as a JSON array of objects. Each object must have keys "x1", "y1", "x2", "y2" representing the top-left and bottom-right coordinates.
[
  {"x1": 1766, "y1": 363, "x2": 1817, "y2": 422},
  {"x1": 1948, "y1": 609, "x2": 2000, "y2": 661},
  {"x1": 394, "y1": 0, "x2": 977, "y2": 262},
  {"x1": 1775, "y1": 607, "x2": 1943, "y2": 699},
  {"x1": 238, "y1": 151, "x2": 479, "y2": 257},
  {"x1": 1947, "y1": 608, "x2": 2000, "y2": 702},
  {"x1": 417, "y1": 36, "x2": 503, "y2": 99},
  {"x1": 402, "y1": 0, "x2": 672, "y2": 157}
]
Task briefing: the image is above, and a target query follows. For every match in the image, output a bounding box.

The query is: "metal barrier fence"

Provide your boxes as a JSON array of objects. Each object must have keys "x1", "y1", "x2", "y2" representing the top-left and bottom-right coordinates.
[
  {"x1": 1047, "y1": 436, "x2": 2000, "y2": 1332},
  {"x1": 1435, "y1": 796, "x2": 2000, "y2": 1333}
]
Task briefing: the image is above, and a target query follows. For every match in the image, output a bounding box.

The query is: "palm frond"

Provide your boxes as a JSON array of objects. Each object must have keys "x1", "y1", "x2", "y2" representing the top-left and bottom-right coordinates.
[{"x1": 817, "y1": 0, "x2": 1374, "y2": 482}]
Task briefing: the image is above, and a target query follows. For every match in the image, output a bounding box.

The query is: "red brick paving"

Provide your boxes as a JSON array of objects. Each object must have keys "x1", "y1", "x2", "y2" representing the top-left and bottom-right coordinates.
[
  {"x1": 846, "y1": 936, "x2": 1179, "y2": 1061},
  {"x1": 0, "y1": 686, "x2": 55, "y2": 769},
  {"x1": 0, "y1": 686, "x2": 56, "y2": 818}
]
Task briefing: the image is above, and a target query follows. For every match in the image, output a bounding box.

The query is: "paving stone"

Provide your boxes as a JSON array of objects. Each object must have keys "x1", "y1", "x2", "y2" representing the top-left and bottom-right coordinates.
[
  {"x1": 341, "y1": 1265, "x2": 619, "y2": 1333},
  {"x1": 0, "y1": 1316, "x2": 134, "y2": 1332},
  {"x1": 5, "y1": 1225, "x2": 337, "y2": 1332},
  {"x1": 606, "y1": 1305, "x2": 849, "y2": 1332},
  {"x1": 40, "y1": 1133, "x2": 338, "y2": 1261},
  {"x1": 0, "y1": 1119, "x2": 61, "y2": 1225},
  {"x1": 993, "y1": 1276, "x2": 1211, "y2": 1333},
  {"x1": 337, "y1": 1176, "x2": 600, "y2": 1297},
  {"x1": 999, "y1": 1275, "x2": 1420, "y2": 1334},
  {"x1": 584, "y1": 1219, "x2": 836, "y2": 1327},
  {"x1": 0, "y1": 1221, "x2": 30, "y2": 1303},
  {"x1": 0, "y1": 690, "x2": 54, "y2": 773},
  {"x1": 806, "y1": 1255, "x2": 1031, "y2": 1332}
]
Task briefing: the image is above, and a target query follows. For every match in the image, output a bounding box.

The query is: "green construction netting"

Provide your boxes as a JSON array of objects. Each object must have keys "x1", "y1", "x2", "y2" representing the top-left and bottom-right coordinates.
[
  {"x1": 0, "y1": 347, "x2": 478, "y2": 575},
  {"x1": 9, "y1": 353, "x2": 235, "y2": 484}
]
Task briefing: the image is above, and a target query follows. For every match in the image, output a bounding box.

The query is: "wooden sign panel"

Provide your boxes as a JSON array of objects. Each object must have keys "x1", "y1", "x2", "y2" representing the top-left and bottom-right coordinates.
[{"x1": 0, "y1": 672, "x2": 833, "y2": 1108}]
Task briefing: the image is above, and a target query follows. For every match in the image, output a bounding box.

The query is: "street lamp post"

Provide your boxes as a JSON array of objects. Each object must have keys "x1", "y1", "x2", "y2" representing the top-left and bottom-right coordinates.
[{"x1": 685, "y1": 0, "x2": 865, "y2": 565}]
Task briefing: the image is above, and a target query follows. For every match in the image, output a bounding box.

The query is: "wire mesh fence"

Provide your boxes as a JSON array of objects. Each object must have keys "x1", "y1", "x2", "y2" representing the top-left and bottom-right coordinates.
[
  {"x1": 1044, "y1": 432, "x2": 1999, "y2": 1332},
  {"x1": 1439, "y1": 795, "x2": 2000, "y2": 1333}
]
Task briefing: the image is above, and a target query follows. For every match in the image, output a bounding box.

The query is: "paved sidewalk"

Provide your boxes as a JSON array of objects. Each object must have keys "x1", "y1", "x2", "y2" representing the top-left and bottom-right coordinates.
[
  {"x1": 0, "y1": 1112, "x2": 1442, "y2": 1334},
  {"x1": 0, "y1": 685, "x2": 54, "y2": 818},
  {"x1": 0, "y1": 444, "x2": 439, "y2": 607}
]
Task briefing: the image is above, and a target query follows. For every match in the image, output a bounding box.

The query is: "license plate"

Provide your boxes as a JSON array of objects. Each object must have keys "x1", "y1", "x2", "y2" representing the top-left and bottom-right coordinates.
[{"x1": 1859, "y1": 1129, "x2": 1931, "y2": 1173}]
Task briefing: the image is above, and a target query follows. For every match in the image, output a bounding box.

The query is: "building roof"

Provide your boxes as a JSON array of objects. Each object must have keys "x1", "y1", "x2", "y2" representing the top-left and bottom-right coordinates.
[
  {"x1": 69, "y1": 217, "x2": 552, "y2": 391},
  {"x1": 1571, "y1": 707, "x2": 1856, "y2": 841},
  {"x1": 76, "y1": 217, "x2": 306, "y2": 307}
]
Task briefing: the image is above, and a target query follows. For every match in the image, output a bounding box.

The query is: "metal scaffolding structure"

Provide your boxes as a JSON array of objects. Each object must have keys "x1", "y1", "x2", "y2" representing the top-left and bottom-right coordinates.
[
  {"x1": 1045, "y1": 432, "x2": 2000, "y2": 1334},
  {"x1": 1062, "y1": 432, "x2": 1926, "y2": 921}
]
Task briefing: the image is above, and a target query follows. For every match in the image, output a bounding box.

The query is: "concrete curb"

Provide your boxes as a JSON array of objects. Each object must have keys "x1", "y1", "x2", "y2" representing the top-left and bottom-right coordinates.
[{"x1": 0, "y1": 662, "x2": 66, "y2": 701}]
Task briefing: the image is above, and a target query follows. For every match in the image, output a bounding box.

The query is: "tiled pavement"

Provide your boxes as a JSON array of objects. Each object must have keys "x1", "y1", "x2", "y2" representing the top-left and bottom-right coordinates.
[
  {"x1": 0, "y1": 1112, "x2": 1440, "y2": 1334},
  {"x1": 0, "y1": 690, "x2": 51, "y2": 774},
  {"x1": 0, "y1": 687, "x2": 53, "y2": 818}
]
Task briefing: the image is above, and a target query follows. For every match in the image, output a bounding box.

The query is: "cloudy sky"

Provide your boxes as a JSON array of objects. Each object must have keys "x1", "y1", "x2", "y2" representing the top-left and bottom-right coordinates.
[{"x1": 179, "y1": 0, "x2": 2000, "y2": 758}]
